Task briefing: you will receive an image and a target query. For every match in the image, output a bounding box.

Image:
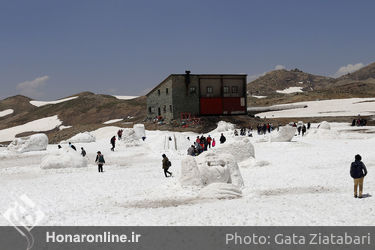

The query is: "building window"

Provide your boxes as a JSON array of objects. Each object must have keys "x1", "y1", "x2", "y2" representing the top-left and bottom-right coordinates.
[
  {"x1": 158, "y1": 89, "x2": 161, "y2": 96},
  {"x1": 232, "y1": 86, "x2": 239, "y2": 93},
  {"x1": 163, "y1": 105, "x2": 166, "y2": 113},
  {"x1": 223, "y1": 86, "x2": 229, "y2": 94},
  {"x1": 148, "y1": 107, "x2": 152, "y2": 113},
  {"x1": 207, "y1": 87, "x2": 213, "y2": 94},
  {"x1": 189, "y1": 87, "x2": 196, "y2": 94},
  {"x1": 166, "y1": 88, "x2": 169, "y2": 95},
  {"x1": 169, "y1": 105, "x2": 172, "y2": 112}
]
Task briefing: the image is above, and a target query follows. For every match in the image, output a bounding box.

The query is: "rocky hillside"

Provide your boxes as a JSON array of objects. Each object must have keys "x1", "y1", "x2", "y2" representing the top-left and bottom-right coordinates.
[
  {"x1": 248, "y1": 62, "x2": 375, "y2": 106},
  {"x1": 247, "y1": 68, "x2": 334, "y2": 96},
  {"x1": 0, "y1": 92, "x2": 147, "y2": 143}
]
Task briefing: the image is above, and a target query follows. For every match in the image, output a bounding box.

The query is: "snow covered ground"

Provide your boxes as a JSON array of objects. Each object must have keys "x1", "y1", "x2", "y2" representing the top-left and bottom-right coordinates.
[
  {"x1": 113, "y1": 95, "x2": 139, "y2": 100},
  {"x1": 103, "y1": 119, "x2": 124, "y2": 124},
  {"x1": 0, "y1": 115, "x2": 62, "y2": 142},
  {"x1": 0, "y1": 122, "x2": 374, "y2": 226},
  {"x1": 0, "y1": 109, "x2": 14, "y2": 117},
  {"x1": 257, "y1": 97, "x2": 375, "y2": 118},
  {"x1": 251, "y1": 95, "x2": 267, "y2": 99},
  {"x1": 30, "y1": 96, "x2": 78, "y2": 107},
  {"x1": 276, "y1": 86, "x2": 304, "y2": 94}
]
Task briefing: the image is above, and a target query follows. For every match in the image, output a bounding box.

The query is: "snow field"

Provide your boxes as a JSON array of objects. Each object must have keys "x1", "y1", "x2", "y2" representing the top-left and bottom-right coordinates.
[
  {"x1": 0, "y1": 109, "x2": 14, "y2": 117},
  {"x1": 0, "y1": 115, "x2": 62, "y2": 142},
  {"x1": 30, "y1": 96, "x2": 79, "y2": 107},
  {"x1": 0, "y1": 121, "x2": 374, "y2": 226},
  {"x1": 276, "y1": 86, "x2": 304, "y2": 94},
  {"x1": 257, "y1": 97, "x2": 375, "y2": 118}
]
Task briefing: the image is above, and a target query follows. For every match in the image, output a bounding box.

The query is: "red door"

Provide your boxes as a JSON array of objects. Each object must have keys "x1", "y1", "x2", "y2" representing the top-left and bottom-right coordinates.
[{"x1": 200, "y1": 98, "x2": 223, "y2": 115}]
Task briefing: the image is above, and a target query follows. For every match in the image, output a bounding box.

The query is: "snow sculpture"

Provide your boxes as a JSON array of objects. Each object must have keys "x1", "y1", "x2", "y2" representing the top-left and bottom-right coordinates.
[
  {"x1": 41, "y1": 148, "x2": 88, "y2": 169},
  {"x1": 198, "y1": 183, "x2": 242, "y2": 199},
  {"x1": 270, "y1": 126, "x2": 296, "y2": 142},
  {"x1": 212, "y1": 137, "x2": 255, "y2": 162},
  {"x1": 319, "y1": 121, "x2": 331, "y2": 130},
  {"x1": 180, "y1": 152, "x2": 244, "y2": 188},
  {"x1": 179, "y1": 156, "x2": 204, "y2": 186},
  {"x1": 7, "y1": 133, "x2": 48, "y2": 153},
  {"x1": 133, "y1": 124, "x2": 146, "y2": 139}
]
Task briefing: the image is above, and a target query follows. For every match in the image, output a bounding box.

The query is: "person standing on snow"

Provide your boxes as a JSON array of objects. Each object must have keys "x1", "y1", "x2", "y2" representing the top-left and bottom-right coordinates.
[
  {"x1": 95, "y1": 151, "x2": 105, "y2": 173},
  {"x1": 301, "y1": 125, "x2": 307, "y2": 136},
  {"x1": 350, "y1": 154, "x2": 368, "y2": 198},
  {"x1": 212, "y1": 138, "x2": 216, "y2": 147},
  {"x1": 81, "y1": 147, "x2": 86, "y2": 157},
  {"x1": 220, "y1": 133, "x2": 226, "y2": 144},
  {"x1": 207, "y1": 135, "x2": 212, "y2": 148},
  {"x1": 162, "y1": 154, "x2": 172, "y2": 177},
  {"x1": 117, "y1": 129, "x2": 123, "y2": 140},
  {"x1": 110, "y1": 136, "x2": 116, "y2": 151}
]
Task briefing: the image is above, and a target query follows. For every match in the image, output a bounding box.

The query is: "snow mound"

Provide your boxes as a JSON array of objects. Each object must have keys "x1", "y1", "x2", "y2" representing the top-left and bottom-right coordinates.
[
  {"x1": 238, "y1": 157, "x2": 270, "y2": 168},
  {"x1": 62, "y1": 132, "x2": 96, "y2": 143},
  {"x1": 41, "y1": 148, "x2": 88, "y2": 169},
  {"x1": 319, "y1": 121, "x2": 331, "y2": 130},
  {"x1": 180, "y1": 152, "x2": 244, "y2": 188},
  {"x1": 213, "y1": 137, "x2": 255, "y2": 162},
  {"x1": 270, "y1": 126, "x2": 297, "y2": 142},
  {"x1": 198, "y1": 183, "x2": 242, "y2": 199},
  {"x1": 306, "y1": 128, "x2": 339, "y2": 139},
  {"x1": 7, "y1": 134, "x2": 48, "y2": 153},
  {"x1": 213, "y1": 121, "x2": 235, "y2": 133}
]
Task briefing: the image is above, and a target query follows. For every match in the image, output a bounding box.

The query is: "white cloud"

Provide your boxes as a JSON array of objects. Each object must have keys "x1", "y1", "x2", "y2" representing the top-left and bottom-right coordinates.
[
  {"x1": 334, "y1": 63, "x2": 364, "y2": 78},
  {"x1": 275, "y1": 64, "x2": 286, "y2": 70},
  {"x1": 16, "y1": 75, "x2": 49, "y2": 98},
  {"x1": 248, "y1": 65, "x2": 286, "y2": 82}
]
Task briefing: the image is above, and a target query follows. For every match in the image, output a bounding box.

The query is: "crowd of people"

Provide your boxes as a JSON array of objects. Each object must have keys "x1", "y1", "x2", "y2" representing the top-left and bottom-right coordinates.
[
  {"x1": 185, "y1": 133, "x2": 227, "y2": 157},
  {"x1": 352, "y1": 118, "x2": 367, "y2": 127}
]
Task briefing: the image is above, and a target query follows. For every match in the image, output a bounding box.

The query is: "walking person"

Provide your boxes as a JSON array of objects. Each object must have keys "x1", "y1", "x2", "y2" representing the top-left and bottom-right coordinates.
[
  {"x1": 81, "y1": 147, "x2": 86, "y2": 157},
  {"x1": 110, "y1": 136, "x2": 116, "y2": 151},
  {"x1": 69, "y1": 142, "x2": 76, "y2": 151},
  {"x1": 350, "y1": 154, "x2": 368, "y2": 198},
  {"x1": 95, "y1": 151, "x2": 105, "y2": 173},
  {"x1": 162, "y1": 154, "x2": 172, "y2": 177}
]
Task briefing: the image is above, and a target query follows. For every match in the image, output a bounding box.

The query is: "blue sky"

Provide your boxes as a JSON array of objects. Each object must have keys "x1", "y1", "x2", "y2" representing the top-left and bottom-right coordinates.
[{"x1": 1, "y1": 0, "x2": 374, "y2": 100}]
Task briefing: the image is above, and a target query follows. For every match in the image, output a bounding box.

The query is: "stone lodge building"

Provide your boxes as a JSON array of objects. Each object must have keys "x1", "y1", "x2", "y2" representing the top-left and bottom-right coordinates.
[{"x1": 146, "y1": 71, "x2": 247, "y2": 121}]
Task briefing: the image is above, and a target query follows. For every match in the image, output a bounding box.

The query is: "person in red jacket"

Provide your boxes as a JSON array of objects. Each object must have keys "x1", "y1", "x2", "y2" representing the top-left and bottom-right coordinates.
[{"x1": 207, "y1": 135, "x2": 212, "y2": 148}]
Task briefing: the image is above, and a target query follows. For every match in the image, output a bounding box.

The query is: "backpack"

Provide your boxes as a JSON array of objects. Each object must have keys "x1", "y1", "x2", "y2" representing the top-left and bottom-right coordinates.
[
  {"x1": 167, "y1": 160, "x2": 172, "y2": 167},
  {"x1": 99, "y1": 155, "x2": 104, "y2": 163}
]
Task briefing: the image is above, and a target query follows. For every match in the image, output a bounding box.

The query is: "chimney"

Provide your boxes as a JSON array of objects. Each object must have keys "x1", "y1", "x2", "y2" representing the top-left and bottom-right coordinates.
[{"x1": 185, "y1": 70, "x2": 191, "y2": 95}]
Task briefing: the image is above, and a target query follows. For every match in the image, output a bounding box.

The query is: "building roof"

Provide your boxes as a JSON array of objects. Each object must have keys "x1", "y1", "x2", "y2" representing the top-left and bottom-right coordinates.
[{"x1": 146, "y1": 73, "x2": 247, "y2": 96}]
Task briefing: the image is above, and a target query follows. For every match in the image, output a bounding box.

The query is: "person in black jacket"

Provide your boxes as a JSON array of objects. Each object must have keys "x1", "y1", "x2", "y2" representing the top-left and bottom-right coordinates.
[
  {"x1": 95, "y1": 151, "x2": 105, "y2": 173},
  {"x1": 81, "y1": 147, "x2": 86, "y2": 157},
  {"x1": 219, "y1": 133, "x2": 226, "y2": 144},
  {"x1": 110, "y1": 136, "x2": 116, "y2": 151},
  {"x1": 350, "y1": 154, "x2": 368, "y2": 198}
]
